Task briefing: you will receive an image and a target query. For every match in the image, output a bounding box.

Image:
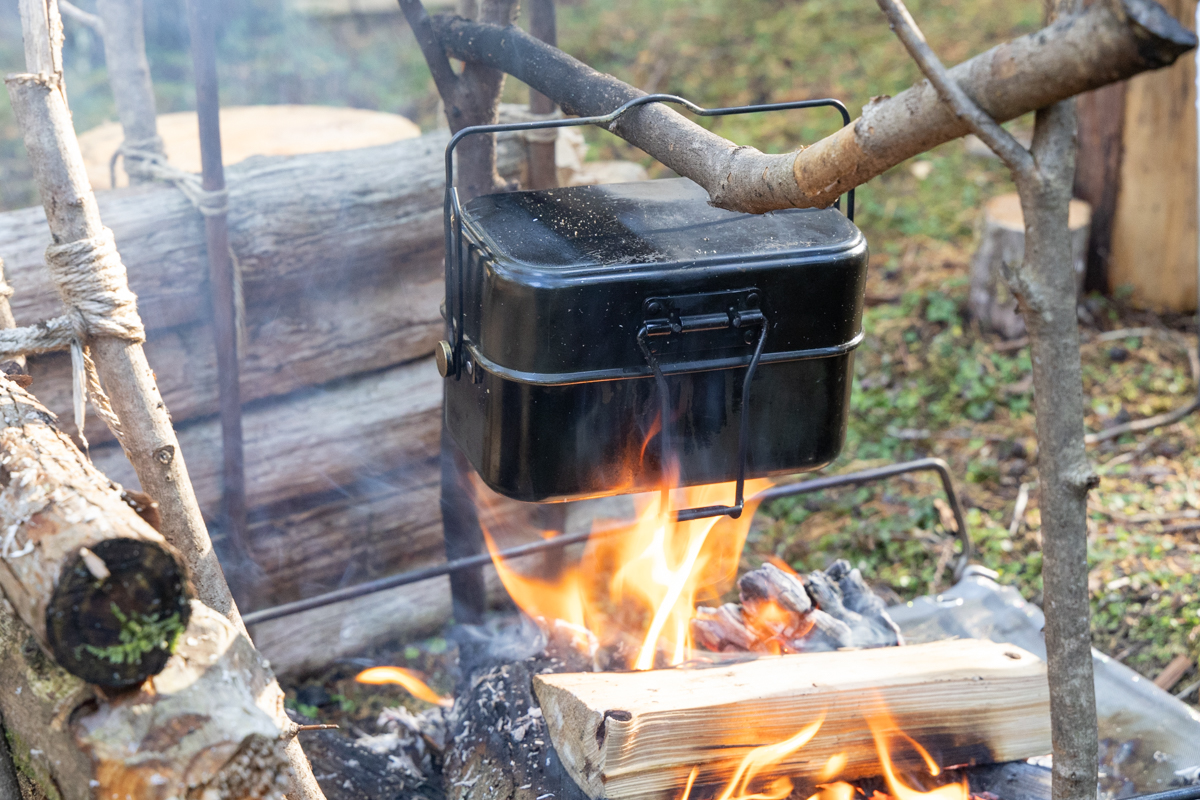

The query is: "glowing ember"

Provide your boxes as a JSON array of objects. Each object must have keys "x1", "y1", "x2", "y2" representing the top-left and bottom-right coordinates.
[{"x1": 355, "y1": 666, "x2": 453, "y2": 708}]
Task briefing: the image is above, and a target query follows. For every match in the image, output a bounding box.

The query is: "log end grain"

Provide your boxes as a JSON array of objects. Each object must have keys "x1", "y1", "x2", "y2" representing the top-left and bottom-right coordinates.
[{"x1": 46, "y1": 537, "x2": 191, "y2": 688}]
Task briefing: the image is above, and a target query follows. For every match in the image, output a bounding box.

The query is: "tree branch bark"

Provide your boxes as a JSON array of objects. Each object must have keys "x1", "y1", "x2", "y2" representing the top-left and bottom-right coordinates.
[
  {"x1": 427, "y1": 0, "x2": 1194, "y2": 212},
  {"x1": 95, "y1": 0, "x2": 164, "y2": 183}
]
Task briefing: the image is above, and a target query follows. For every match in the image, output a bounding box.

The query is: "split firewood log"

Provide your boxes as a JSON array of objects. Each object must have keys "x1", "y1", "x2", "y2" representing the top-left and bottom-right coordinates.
[
  {"x1": 691, "y1": 559, "x2": 902, "y2": 655},
  {"x1": 0, "y1": 376, "x2": 190, "y2": 688},
  {"x1": 533, "y1": 639, "x2": 1052, "y2": 800}
]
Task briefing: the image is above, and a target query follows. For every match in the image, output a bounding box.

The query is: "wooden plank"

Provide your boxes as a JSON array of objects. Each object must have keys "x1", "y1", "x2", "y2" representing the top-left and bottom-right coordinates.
[
  {"x1": 1109, "y1": 0, "x2": 1198, "y2": 312},
  {"x1": 533, "y1": 639, "x2": 1052, "y2": 800},
  {"x1": 1153, "y1": 654, "x2": 1194, "y2": 690},
  {"x1": 1074, "y1": 80, "x2": 1126, "y2": 292}
]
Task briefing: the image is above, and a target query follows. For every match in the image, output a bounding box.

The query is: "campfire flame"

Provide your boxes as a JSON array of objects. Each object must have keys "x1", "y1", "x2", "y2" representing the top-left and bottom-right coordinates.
[
  {"x1": 484, "y1": 476, "x2": 771, "y2": 670},
  {"x1": 714, "y1": 715, "x2": 825, "y2": 800},
  {"x1": 355, "y1": 666, "x2": 453, "y2": 707},
  {"x1": 866, "y1": 709, "x2": 968, "y2": 800}
]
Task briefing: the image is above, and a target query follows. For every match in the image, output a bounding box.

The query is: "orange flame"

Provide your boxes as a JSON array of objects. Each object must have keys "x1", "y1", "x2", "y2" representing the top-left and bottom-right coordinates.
[
  {"x1": 866, "y1": 709, "x2": 968, "y2": 800},
  {"x1": 485, "y1": 477, "x2": 770, "y2": 670},
  {"x1": 355, "y1": 667, "x2": 453, "y2": 708},
  {"x1": 713, "y1": 716, "x2": 825, "y2": 800}
]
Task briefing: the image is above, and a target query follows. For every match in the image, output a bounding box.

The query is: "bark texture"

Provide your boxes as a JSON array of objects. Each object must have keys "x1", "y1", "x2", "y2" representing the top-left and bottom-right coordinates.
[
  {"x1": 0, "y1": 595, "x2": 291, "y2": 800},
  {"x1": 428, "y1": 0, "x2": 1195, "y2": 213},
  {"x1": 1015, "y1": 101, "x2": 1101, "y2": 800},
  {"x1": 0, "y1": 377, "x2": 190, "y2": 688},
  {"x1": 9, "y1": 7, "x2": 324, "y2": 796}
]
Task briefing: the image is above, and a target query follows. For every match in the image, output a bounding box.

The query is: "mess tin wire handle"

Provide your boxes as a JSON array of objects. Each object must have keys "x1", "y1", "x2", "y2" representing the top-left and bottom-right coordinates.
[{"x1": 442, "y1": 94, "x2": 855, "y2": 382}]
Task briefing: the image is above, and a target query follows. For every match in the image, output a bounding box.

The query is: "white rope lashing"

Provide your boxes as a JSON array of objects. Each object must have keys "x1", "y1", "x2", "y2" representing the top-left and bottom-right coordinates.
[{"x1": 113, "y1": 137, "x2": 246, "y2": 354}]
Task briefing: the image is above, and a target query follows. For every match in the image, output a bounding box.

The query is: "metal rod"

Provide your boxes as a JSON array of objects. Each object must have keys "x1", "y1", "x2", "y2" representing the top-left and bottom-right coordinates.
[
  {"x1": 1127, "y1": 787, "x2": 1200, "y2": 800},
  {"x1": 755, "y1": 456, "x2": 972, "y2": 580},
  {"x1": 185, "y1": 0, "x2": 248, "y2": 554},
  {"x1": 242, "y1": 458, "x2": 970, "y2": 625}
]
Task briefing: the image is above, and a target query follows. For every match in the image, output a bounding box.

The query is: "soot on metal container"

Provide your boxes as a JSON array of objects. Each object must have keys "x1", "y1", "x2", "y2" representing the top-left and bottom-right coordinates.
[{"x1": 441, "y1": 176, "x2": 868, "y2": 503}]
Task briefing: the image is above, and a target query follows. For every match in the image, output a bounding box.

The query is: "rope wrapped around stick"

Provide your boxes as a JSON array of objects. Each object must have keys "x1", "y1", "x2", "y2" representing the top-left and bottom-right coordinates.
[{"x1": 0, "y1": 227, "x2": 144, "y2": 446}]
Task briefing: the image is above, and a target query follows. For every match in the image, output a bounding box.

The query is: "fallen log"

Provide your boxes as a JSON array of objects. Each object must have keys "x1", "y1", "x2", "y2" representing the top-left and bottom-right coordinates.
[
  {"x1": 0, "y1": 595, "x2": 291, "y2": 800},
  {"x1": 0, "y1": 377, "x2": 190, "y2": 688},
  {"x1": 92, "y1": 356, "x2": 443, "y2": 514},
  {"x1": 533, "y1": 639, "x2": 1052, "y2": 800},
  {"x1": 0, "y1": 130, "x2": 521, "y2": 333}
]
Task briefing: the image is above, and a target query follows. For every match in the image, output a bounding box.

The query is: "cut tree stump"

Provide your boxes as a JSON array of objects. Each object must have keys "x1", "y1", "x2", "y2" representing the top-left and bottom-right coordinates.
[
  {"x1": 969, "y1": 192, "x2": 1092, "y2": 338},
  {"x1": 0, "y1": 376, "x2": 190, "y2": 688},
  {"x1": 533, "y1": 639, "x2": 1052, "y2": 800},
  {"x1": 77, "y1": 105, "x2": 422, "y2": 189}
]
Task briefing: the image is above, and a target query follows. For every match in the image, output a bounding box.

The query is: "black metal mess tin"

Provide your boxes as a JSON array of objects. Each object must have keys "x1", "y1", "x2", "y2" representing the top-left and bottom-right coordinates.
[{"x1": 440, "y1": 97, "x2": 869, "y2": 512}]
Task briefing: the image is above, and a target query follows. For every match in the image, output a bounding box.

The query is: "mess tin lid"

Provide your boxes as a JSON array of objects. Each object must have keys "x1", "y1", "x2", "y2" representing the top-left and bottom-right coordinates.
[{"x1": 457, "y1": 178, "x2": 868, "y2": 382}]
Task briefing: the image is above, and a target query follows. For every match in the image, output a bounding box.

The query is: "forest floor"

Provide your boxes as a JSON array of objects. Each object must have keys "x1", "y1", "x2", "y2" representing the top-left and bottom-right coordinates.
[{"x1": 0, "y1": 0, "x2": 1196, "y2": 722}]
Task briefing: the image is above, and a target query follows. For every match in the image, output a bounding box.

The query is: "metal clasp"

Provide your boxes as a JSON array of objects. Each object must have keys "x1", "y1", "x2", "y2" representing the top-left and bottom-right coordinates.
[{"x1": 636, "y1": 291, "x2": 769, "y2": 522}]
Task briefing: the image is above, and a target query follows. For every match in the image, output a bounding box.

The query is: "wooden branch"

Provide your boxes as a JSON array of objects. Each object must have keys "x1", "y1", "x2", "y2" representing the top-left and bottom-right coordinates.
[
  {"x1": 58, "y1": 0, "x2": 105, "y2": 36},
  {"x1": 534, "y1": 640, "x2": 1052, "y2": 800},
  {"x1": 9, "y1": 9, "x2": 324, "y2": 797},
  {"x1": 95, "y1": 0, "x2": 164, "y2": 178},
  {"x1": 872, "y1": 0, "x2": 1034, "y2": 178},
  {"x1": 0, "y1": 377, "x2": 190, "y2": 687},
  {"x1": 527, "y1": 0, "x2": 559, "y2": 190},
  {"x1": 429, "y1": 0, "x2": 1195, "y2": 213},
  {"x1": 6, "y1": 28, "x2": 229, "y2": 623}
]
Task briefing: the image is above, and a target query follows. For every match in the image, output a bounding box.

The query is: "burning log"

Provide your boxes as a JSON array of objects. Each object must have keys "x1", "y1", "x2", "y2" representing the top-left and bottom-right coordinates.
[
  {"x1": 533, "y1": 640, "x2": 1053, "y2": 800},
  {"x1": 0, "y1": 376, "x2": 190, "y2": 688},
  {"x1": 692, "y1": 560, "x2": 903, "y2": 654}
]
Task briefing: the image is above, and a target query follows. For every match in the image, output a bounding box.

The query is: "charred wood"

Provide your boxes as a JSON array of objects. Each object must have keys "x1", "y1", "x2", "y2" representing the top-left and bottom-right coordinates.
[{"x1": 691, "y1": 559, "x2": 902, "y2": 655}]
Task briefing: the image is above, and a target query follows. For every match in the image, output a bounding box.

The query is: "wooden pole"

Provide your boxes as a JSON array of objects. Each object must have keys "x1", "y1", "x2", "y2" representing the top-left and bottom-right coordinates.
[
  {"x1": 7, "y1": 5, "x2": 326, "y2": 797},
  {"x1": 871, "y1": 3, "x2": 1100, "y2": 800},
  {"x1": 185, "y1": 0, "x2": 249, "y2": 561},
  {"x1": 420, "y1": 0, "x2": 1195, "y2": 214},
  {"x1": 94, "y1": 0, "x2": 164, "y2": 184}
]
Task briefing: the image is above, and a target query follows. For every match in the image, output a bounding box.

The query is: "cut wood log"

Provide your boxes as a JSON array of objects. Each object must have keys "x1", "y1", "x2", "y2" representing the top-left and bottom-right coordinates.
[
  {"x1": 27, "y1": 259, "x2": 443, "y2": 447},
  {"x1": 533, "y1": 639, "x2": 1052, "y2": 800},
  {"x1": 92, "y1": 355, "x2": 442, "y2": 514},
  {"x1": 0, "y1": 595, "x2": 290, "y2": 800},
  {"x1": 78, "y1": 105, "x2": 421, "y2": 189},
  {"x1": 0, "y1": 130, "x2": 523, "y2": 334},
  {"x1": 0, "y1": 376, "x2": 190, "y2": 688},
  {"x1": 969, "y1": 193, "x2": 1092, "y2": 338}
]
